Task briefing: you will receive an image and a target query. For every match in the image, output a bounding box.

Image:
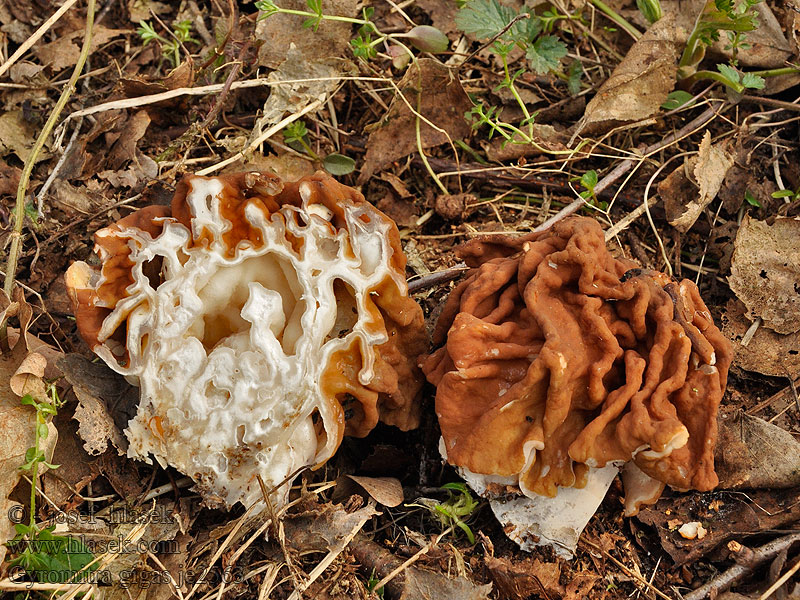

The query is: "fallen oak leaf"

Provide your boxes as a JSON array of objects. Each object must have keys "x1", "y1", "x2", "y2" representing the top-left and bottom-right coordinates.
[
  {"x1": 334, "y1": 474, "x2": 405, "y2": 507},
  {"x1": 661, "y1": 130, "x2": 734, "y2": 232},
  {"x1": 728, "y1": 216, "x2": 800, "y2": 334},
  {"x1": 359, "y1": 58, "x2": 472, "y2": 183},
  {"x1": 574, "y1": 14, "x2": 681, "y2": 135}
]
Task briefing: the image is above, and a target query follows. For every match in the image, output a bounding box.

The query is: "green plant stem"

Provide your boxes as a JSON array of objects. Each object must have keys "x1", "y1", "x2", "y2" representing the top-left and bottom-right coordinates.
[
  {"x1": 687, "y1": 69, "x2": 744, "y2": 92},
  {"x1": 296, "y1": 137, "x2": 320, "y2": 161},
  {"x1": 28, "y1": 412, "x2": 45, "y2": 530},
  {"x1": 588, "y1": 0, "x2": 642, "y2": 40},
  {"x1": 748, "y1": 66, "x2": 800, "y2": 77},
  {"x1": 2, "y1": 0, "x2": 95, "y2": 303},
  {"x1": 501, "y1": 55, "x2": 535, "y2": 139},
  {"x1": 269, "y1": 7, "x2": 366, "y2": 25}
]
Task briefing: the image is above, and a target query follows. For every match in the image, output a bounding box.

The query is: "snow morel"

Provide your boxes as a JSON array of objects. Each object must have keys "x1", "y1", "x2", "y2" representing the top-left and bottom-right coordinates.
[
  {"x1": 421, "y1": 216, "x2": 731, "y2": 555},
  {"x1": 65, "y1": 171, "x2": 427, "y2": 508}
]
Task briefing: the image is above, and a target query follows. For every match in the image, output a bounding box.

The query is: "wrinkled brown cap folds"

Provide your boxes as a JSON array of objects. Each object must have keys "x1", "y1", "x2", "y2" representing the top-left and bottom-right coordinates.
[
  {"x1": 66, "y1": 171, "x2": 427, "y2": 507},
  {"x1": 422, "y1": 217, "x2": 731, "y2": 516}
]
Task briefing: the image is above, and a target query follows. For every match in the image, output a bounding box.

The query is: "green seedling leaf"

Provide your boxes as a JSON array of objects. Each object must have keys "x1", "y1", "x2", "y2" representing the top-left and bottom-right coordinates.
[
  {"x1": 406, "y1": 25, "x2": 449, "y2": 53},
  {"x1": 526, "y1": 35, "x2": 567, "y2": 74},
  {"x1": 567, "y1": 60, "x2": 583, "y2": 96},
  {"x1": 455, "y1": 0, "x2": 517, "y2": 40},
  {"x1": 255, "y1": 0, "x2": 281, "y2": 18},
  {"x1": 322, "y1": 153, "x2": 356, "y2": 175},
  {"x1": 744, "y1": 190, "x2": 761, "y2": 207},
  {"x1": 662, "y1": 90, "x2": 695, "y2": 110},
  {"x1": 581, "y1": 169, "x2": 598, "y2": 190},
  {"x1": 351, "y1": 34, "x2": 377, "y2": 60},
  {"x1": 741, "y1": 72, "x2": 765, "y2": 89},
  {"x1": 717, "y1": 63, "x2": 741, "y2": 84},
  {"x1": 772, "y1": 189, "x2": 796, "y2": 199},
  {"x1": 636, "y1": 0, "x2": 663, "y2": 23}
]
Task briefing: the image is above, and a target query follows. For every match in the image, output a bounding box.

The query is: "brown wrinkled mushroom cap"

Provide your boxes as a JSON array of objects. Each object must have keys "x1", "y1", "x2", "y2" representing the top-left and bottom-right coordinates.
[
  {"x1": 422, "y1": 217, "x2": 731, "y2": 514},
  {"x1": 66, "y1": 170, "x2": 427, "y2": 507}
]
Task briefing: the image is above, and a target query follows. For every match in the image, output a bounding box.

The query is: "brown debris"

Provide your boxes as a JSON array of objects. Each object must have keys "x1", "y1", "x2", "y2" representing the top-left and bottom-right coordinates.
[
  {"x1": 728, "y1": 215, "x2": 800, "y2": 334},
  {"x1": 360, "y1": 59, "x2": 472, "y2": 182},
  {"x1": 421, "y1": 217, "x2": 731, "y2": 514}
]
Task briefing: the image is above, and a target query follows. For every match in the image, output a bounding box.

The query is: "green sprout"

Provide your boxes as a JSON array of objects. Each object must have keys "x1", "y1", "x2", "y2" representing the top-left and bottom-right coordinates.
[
  {"x1": 413, "y1": 483, "x2": 479, "y2": 544},
  {"x1": 675, "y1": 0, "x2": 778, "y2": 92},
  {"x1": 7, "y1": 386, "x2": 97, "y2": 584},
  {"x1": 743, "y1": 189, "x2": 761, "y2": 208},
  {"x1": 366, "y1": 568, "x2": 385, "y2": 598},
  {"x1": 282, "y1": 120, "x2": 356, "y2": 175},
  {"x1": 137, "y1": 19, "x2": 199, "y2": 68}
]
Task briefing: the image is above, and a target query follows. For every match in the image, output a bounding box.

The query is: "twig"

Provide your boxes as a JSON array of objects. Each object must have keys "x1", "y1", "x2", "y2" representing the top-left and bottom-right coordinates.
[
  {"x1": 534, "y1": 104, "x2": 722, "y2": 233},
  {"x1": 373, "y1": 526, "x2": 454, "y2": 591},
  {"x1": 0, "y1": 0, "x2": 79, "y2": 78},
  {"x1": 758, "y1": 557, "x2": 800, "y2": 600},
  {"x1": 408, "y1": 263, "x2": 468, "y2": 293},
  {"x1": 36, "y1": 117, "x2": 83, "y2": 217},
  {"x1": 196, "y1": 98, "x2": 324, "y2": 175},
  {"x1": 683, "y1": 532, "x2": 800, "y2": 600},
  {"x1": 2, "y1": 0, "x2": 95, "y2": 329},
  {"x1": 580, "y1": 538, "x2": 674, "y2": 600}
]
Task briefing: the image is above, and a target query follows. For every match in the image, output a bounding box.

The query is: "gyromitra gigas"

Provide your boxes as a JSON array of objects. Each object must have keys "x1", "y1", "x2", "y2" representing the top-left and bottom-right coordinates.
[
  {"x1": 422, "y1": 217, "x2": 730, "y2": 555},
  {"x1": 66, "y1": 171, "x2": 426, "y2": 507}
]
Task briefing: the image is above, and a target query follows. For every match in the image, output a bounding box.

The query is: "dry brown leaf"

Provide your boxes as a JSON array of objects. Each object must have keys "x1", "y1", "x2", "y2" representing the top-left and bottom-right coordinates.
[
  {"x1": 0, "y1": 110, "x2": 47, "y2": 164},
  {"x1": 716, "y1": 408, "x2": 800, "y2": 490},
  {"x1": 721, "y1": 299, "x2": 800, "y2": 379},
  {"x1": 399, "y1": 568, "x2": 493, "y2": 600},
  {"x1": 486, "y1": 556, "x2": 564, "y2": 600},
  {"x1": 360, "y1": 58, "x2": 472, "y2": 182},
  {"x1": 480, "y1": 124, "x2": 567, "y2": 162},
  {"x1": 728, "y1": 216, "x2": 800, "y2": 334},
  {"x1": 58, "y1": 354, "x2": 137, "y2": 456},
  {"x1": 575, "y1": 14, "x2": 680, "y2": 135},
  {"x1": 337, "y1": 474, "x2": 405, "y2": 507},
  {"x1": 9, "y1": 352, "x2": 47, "y2": 398},
  {"x1": 664, "y1": 131, "x2": 734, "y2": 232},
  {"x1": 35, "y1": 25, "x2": 126, "y2": 72},
  {"x1": 255, "y1": 0, "x2": 358, "y2": 69},
  {"x1": 0, "y1": 292, "x2": 58, "y2": 563},
  {"x1": 250, "y1": 45, "x2": 351, "y2": 145},
  {"x1": 107, "y1": 110, "x2": 152, "y2": 171}
]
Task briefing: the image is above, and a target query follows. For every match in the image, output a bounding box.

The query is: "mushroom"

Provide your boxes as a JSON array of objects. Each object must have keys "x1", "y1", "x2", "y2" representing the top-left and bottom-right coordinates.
[
  {"x1": 421, "y1": 216, "x2": 731, "y2": 556},
  {"x1": 66, "y1": 171, "x2": 427, "y2": 507}
]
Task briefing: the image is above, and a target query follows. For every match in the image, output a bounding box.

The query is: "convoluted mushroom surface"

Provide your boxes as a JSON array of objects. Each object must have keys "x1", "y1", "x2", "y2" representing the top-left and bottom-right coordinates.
[
  {"x1": 422, "y1": 216, "x2": 731, "y2": 524},
  {"x1": 66, "y1": 171, "x2": 426, "y2": 507}
]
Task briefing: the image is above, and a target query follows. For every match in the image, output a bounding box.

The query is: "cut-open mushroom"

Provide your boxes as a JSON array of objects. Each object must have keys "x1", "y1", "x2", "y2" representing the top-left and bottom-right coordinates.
[
  {"x1": 66, "y1": 171, "x2": 427, "y2": 507},
  {"x1": 422, "y1": 217, "x2": 731, "y2": 555}
]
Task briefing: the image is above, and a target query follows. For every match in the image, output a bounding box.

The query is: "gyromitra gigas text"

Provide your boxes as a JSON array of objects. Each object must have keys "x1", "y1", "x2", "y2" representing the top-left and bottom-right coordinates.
[
  {"x1": 422, "y1": 216, "x2": 731, "y2": 555},
  {"x1": 66, "y1": 171, "x2": 426, "y2": 507}
]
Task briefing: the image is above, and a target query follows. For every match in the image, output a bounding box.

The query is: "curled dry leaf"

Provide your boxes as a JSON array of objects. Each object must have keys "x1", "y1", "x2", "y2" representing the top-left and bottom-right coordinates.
[
  {"x1": 360, "y1": 58, "x2": 472, "y2": 182},
  {"x1": 575, "y1": 14, "x2": 680, "y2": 135},
  {"x1": 0, "y1": 291, "x2": 58, "y2": 563},
  {"x1": 728, "y1": 216, "x2": 800, "y2": 334},
  {"x1": 661, "y1": 131, "x2": 734, "y2": 232},
  {"x1": 716, "y1": 408, "x2": 800, "y2": 490},
  {"x1": 335, "y1": 474, "x2": 405, "y2": 507},
  {"x1": 721, "y1": 299, "x2": 800, "y2": 379},
  {"x1": 9, "y1": 352, "x2": 47, "y2": 398}
]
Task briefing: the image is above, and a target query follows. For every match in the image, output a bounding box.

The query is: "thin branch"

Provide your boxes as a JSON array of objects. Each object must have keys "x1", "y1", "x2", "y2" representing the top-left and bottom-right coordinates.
[{"x1": 683, "y1": 533, "x2": 800, "y2": 600}]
